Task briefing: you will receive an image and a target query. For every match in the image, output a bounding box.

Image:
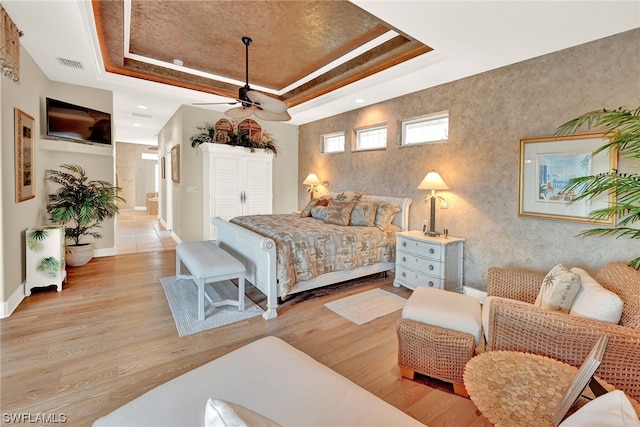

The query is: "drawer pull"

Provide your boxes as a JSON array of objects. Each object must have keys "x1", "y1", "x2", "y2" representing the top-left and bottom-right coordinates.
[
  {"x1": 428, "y1": 281, "x2": 434, "y2": 287},
  {"x1": 402, "y1": 241, "x2": 407, "y2": 247},
  {"x1": 429, "y1": 248, "x2": 435, "y2": 254},
  {"x1": 429, "y1": 265, "x2": 434, "y2": 271},
  {"x1": 401, "y1": 272, "x2": 406, "y2": 277}
]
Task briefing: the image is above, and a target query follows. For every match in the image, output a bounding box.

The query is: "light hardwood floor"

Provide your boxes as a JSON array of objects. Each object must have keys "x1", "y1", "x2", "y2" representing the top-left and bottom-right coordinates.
[{"x1": 1, "y1": 250, "x2": 491, "y2": 426}]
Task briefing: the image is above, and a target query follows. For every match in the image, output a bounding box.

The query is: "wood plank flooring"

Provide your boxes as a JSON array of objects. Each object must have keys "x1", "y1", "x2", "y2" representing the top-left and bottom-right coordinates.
[{"x1": 1, "y1": 250, "x2": 491, "y2": 426}]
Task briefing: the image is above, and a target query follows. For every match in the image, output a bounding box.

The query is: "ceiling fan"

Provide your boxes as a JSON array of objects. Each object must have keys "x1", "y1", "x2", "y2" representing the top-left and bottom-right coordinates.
[{"x1": 193, "y1": 36, "x2": 291, "y2": 122}]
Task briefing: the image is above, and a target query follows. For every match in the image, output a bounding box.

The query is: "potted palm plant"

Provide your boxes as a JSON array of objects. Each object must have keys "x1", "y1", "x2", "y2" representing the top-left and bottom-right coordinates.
[
  {"x1": 46, "y1": 164, "x2": 125, "y2": 267},
  {"x1": 555, "y1": 104, "x2": 640, "y2": 269}
]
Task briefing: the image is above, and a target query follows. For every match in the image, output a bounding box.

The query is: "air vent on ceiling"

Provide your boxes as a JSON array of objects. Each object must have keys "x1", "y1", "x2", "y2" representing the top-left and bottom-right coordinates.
[
  {"x1": 131, "y1": 111, "x2": 154, "y2": 119},
  {"x1": 56, "y1": 57, "x2": 84, "y2": 69}
]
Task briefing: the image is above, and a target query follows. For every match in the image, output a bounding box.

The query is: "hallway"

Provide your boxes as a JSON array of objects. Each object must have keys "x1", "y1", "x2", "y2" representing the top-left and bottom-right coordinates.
[{"x1": 115, "y1": 210, "x2": 177, "y2": 254}]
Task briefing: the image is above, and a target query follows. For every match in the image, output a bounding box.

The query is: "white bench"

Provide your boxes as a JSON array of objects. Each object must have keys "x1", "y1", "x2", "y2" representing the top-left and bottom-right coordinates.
[{"x1": 175, "y1": 240, "x2": 246, "y2": 321}]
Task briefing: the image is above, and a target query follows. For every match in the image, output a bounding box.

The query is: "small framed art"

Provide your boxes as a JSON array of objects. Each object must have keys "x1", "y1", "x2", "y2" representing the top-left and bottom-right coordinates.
[{"x1": 15, "y1": 108, "x2": 36, "y2": 203}]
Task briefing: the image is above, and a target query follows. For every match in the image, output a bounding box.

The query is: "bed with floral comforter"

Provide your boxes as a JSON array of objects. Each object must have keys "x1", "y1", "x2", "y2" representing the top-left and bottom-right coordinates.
[
  {"x1": 230, "y1": 214, "x2": 399, "y2": 297},
  {"x1": 213, "y1": 194, "x2": 412, "y2": 319}
]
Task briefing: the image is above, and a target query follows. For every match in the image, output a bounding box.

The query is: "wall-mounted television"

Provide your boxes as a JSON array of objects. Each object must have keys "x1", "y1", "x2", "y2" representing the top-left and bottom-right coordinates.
[{"x1": 46, "y1": 97, "x2": 112, "y2": 146}]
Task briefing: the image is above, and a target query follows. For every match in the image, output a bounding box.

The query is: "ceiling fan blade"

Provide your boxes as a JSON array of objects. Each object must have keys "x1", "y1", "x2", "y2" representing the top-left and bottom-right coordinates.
[
  {"x1": 253, "y1": 108, "x2": 291, "y2": 122},
  {"x1": 225, "y1": 106, "x2": 254, "y2": 120},
  {"x1": 246, "y1": 90, "x2": 288, "y2": 114},
  {"x1": 193, "y1": 101, "x2": 238, "y2": 106}
]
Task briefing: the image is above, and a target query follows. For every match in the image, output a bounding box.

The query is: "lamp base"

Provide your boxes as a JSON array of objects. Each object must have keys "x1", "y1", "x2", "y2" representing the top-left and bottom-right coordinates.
[{"x1": 424, "y1": 230, "x2": 441, "y2": 237}]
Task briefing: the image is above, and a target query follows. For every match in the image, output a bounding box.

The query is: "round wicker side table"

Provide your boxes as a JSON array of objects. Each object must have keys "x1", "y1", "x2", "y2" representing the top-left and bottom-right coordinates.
[{"x1": 463, "y1": 351, "x2": 640, "y2": 427}]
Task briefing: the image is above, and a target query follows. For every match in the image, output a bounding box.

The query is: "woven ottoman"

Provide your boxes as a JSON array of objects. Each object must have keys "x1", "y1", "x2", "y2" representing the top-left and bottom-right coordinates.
[{"x1": 397, "y1": 287, "x2": 482, "y2": 396}]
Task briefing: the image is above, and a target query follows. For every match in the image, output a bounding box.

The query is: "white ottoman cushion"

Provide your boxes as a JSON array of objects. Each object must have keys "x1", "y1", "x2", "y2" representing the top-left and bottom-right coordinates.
[
  {"x1": 558, "y1": 390, "x2": 640, "y2": 427},
  {"x1": 402, "y1": 287, "x2": 482, "y2": 345},
  {"x1": 177, "y1": 241, "x2": 245, "y2": 278}
]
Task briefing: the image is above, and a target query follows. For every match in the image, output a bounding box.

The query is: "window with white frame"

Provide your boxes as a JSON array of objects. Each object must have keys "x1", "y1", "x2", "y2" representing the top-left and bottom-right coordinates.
[
  {"x1": 355, "y1": 124, "x2": 387, "y2": 151},
  {"x1": 321, "y1": 132, "x2": 345, "y2": 153},
  {"x1": 401, "y1": 112, "x2": 449, "y2": 146}
]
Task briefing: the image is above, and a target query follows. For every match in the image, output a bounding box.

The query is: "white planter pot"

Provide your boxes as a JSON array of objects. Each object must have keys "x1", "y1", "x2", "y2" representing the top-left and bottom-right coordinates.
[{"x1": 65, "y1": 243, "x2": 94, "y2": 267}]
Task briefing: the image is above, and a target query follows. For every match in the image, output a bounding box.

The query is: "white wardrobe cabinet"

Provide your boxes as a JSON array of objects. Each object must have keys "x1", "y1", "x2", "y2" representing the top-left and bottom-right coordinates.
[{"x1": 201, "y1": 143, "x2": 273, "y2": 240}]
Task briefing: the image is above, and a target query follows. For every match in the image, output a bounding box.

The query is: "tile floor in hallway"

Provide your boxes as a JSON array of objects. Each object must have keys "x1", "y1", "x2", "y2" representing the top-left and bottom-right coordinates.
[{"x1": 116, "y1": 210, "x2": 177, "y2": 254}]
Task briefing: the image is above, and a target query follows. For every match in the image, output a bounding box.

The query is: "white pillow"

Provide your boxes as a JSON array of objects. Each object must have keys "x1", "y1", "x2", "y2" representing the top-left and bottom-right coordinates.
[
  {"x1": 205, "y1": 398, "x2": 282, "y2": 427},
  {"x1": 535, "y1": 264, "x2": 581, "y2": 313},
  {"x1": 558, "y1": 390, "x2": 640, "y2": 427},
  {"x1": 569, "y1": 267, "x2": 623, "y2": 324}
]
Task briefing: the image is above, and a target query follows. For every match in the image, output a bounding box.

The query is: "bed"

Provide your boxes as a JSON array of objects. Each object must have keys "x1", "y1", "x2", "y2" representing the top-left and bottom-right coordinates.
[{"x1": 212, "y1": 194, "x2": 412, "y2": 319}]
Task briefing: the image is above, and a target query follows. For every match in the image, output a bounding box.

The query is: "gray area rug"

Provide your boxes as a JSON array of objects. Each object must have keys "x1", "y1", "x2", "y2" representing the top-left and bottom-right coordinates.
[
  {"x1": 160, "y1": 276, "x2": 264, "y2": 337},
  {"x1": 324, "y1": 288, "x2": 406, "y2": 325}
]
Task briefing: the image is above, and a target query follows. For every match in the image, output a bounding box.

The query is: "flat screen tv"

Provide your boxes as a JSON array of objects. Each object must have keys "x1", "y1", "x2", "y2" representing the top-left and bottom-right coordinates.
[{"x1": 46, "y1": 97, "x2": 112, "y2": 146}]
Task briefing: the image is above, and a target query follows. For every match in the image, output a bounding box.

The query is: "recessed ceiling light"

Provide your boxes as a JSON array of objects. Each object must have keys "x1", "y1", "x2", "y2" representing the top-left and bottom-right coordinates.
[
  {"x1": 136, "y1": 105, "x2": 148, "y2": 109},
  {"x1": 172, "y1": 59, "x2": 184, "y2": 66},
  {"x1": 133, "y1": 123, "x2": 141, "y2": 127},
  {"x1": 355, "y1": 98, "x2": 365, "y2": 104}
]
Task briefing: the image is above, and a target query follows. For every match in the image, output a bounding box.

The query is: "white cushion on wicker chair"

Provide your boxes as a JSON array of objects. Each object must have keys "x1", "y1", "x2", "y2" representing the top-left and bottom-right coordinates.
[
  {"x1": 569, "y1": 267, "x2": 623, "y2": 324},
  {"x1": 558, "y1": 390, "x2": 640, "y2": 427},
  {"x1": 402, "y1": 287, "x2": 482, "y2": 345}
]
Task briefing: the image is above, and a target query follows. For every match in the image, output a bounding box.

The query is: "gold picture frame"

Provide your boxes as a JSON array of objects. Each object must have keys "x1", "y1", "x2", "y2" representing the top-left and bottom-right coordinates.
[
  {"x1": 161, "y1": 156, "x2": 166, "y2": 179},
  {"x1": 15, "y1": 108, "x2": 35, "y2": 203},
  {"x1": 518, "y1": 132, "x2": 617, "y2": 224},
  {"x1": 171, "y1": 145, "x2": 180, "y2": 183}
]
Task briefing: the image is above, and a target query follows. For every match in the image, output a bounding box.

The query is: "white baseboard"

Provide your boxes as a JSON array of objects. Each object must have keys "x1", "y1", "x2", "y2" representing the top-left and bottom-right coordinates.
[
  {"x1": 172, "y1": 232, "x2": 182, "y2": 245},
  {"x1": 463, "y1": 286, "x2": 487, "y2": 304},
  {"x1": 134, "y1": 206, "x2": 146, "y2": 211},
  {"x1": 1, "y1": 283, "x2": 26, "y2": 318},
  {"x1": 95, "y1": 247, "x2": 116, "y2": 257}
]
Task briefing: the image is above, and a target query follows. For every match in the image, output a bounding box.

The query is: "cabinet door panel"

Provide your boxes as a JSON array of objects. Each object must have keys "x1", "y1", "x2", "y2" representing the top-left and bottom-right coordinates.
[
  {"x1": 242, "y1": 156, "x2": 272, "y2": 215},
  {"x1": 212, "y1": 155, "x2": 242, "y2": 220}
]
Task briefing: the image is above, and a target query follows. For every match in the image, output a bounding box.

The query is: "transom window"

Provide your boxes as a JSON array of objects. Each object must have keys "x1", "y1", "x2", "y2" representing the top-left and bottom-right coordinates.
[
  {"x1": 321, "y1": 132, "x2": 345, "y2": 153},
  {"x1": 401, "y1": 112, "x2": 449, "y2": 145},
  {"x1": 355, "y1": 124, "x2": 387, "y2": 151}
]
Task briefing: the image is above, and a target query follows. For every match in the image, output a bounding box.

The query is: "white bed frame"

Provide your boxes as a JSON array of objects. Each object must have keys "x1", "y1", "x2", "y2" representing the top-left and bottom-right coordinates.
[{"x1": 211, "y1": 195, "x2": 412, "y2": 320}]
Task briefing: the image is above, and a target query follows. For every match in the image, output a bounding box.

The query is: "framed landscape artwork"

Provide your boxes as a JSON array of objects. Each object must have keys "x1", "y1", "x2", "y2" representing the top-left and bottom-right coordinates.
[
  {"x1": 171, "y1": 145, "x2": 180, "y2": 183},
  {"x1": 15, "y1": 108, "x2": 36, "y2": 203},
  {"x1": 518, "y1": 132, "x2": 617, "y2": 224}
]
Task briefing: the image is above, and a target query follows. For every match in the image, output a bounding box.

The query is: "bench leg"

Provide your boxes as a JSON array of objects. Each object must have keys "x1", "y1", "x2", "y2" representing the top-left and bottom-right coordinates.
[
  {"x1": 197, "y1": 278, "x2": 205, "y2": 321},
  {"x1": 238, "y1": 276, "x2": 245, "y2": 311}
]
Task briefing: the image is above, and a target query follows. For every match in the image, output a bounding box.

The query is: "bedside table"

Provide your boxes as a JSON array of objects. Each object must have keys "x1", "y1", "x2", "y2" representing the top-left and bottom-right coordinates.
[{"x1": 394, "y1": 230, "x2": 464, "y2": 292}]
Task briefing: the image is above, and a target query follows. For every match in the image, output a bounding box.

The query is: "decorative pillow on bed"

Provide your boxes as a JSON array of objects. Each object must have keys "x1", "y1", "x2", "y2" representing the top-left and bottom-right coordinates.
[
  {"x1": 534, "y1": 263, "x2": 581, "y2": 313},
  {"x1": 327, "y1": 191, "x2": 362, "y2": 202},
  {"x1": 375, "y1": 202, "x2": 401, "y2": 230},
  {"x1": 300, "y1": 198, "x2": 329, "y2": 217},
  {"x1": 205, "y1": 398, "x2": 281, "y2": 427},
  {"x1": 350, "y1": 201, "x2": 378, "y2": 226},
  {"x1": 324, "y1": 200, "x2": 357, "y2": 226},
  {"x1": 310, "y1": 205, "x2": 329, "y2": 221}
]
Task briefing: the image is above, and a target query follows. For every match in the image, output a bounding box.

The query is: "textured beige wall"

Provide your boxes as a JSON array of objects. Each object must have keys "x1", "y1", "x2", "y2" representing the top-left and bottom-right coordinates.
[{"x1": 299, "y1": 29, "x2": 640, "y2": 289}]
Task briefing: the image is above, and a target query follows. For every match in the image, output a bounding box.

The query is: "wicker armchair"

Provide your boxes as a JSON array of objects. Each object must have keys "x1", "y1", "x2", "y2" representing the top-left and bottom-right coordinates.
[{"x1": 485, "y1": 262, "x2": 640, "y2": 401}]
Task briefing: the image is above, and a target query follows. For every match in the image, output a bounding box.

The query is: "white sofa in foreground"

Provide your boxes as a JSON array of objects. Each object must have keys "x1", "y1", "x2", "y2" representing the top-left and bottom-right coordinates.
[{"x1": 93, "y1": 336, "x2": 425, "y2": 427}]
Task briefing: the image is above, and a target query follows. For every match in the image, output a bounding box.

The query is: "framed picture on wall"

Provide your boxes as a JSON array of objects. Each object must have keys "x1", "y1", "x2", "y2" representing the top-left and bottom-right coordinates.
[
  {"x1": 161, "y1": 156, "x2": 166, "y2": 179},
  {"x1": 171, "y1": 145, "x2": 180, "y2": 183},
  {"x1": 518, "y1": 132, "x2": 617, "y2": 224},
  {"x1": 15, "y1": 108, "x2": 36, "y2": 203}
]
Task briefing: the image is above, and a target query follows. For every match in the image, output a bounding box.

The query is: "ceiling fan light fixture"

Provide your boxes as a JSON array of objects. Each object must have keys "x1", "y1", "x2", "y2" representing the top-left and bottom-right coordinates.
[{"x1": 226, "y1": 106, "x2": 254, "y2": 120}]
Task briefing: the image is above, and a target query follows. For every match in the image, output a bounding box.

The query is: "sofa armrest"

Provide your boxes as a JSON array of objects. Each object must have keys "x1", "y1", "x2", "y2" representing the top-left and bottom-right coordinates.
[
  {"x1": 487, "y1": 297, "x2": 640, "y2": 401},
  {"x1": 486, "y1": 267, "x2": 545, "y2": 304}
]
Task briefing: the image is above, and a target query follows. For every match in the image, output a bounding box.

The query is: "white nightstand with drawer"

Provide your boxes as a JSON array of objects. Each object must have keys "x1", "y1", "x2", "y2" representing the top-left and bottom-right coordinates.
[{"x1": 394, "y1": 230, "x2": 464, "y2": 292}]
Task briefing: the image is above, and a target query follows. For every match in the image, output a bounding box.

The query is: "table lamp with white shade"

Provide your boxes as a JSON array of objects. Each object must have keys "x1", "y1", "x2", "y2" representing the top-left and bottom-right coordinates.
[
  {"x1": 417, "y1": 171, "x2": 449, "y2": 236},
  {"x1": 303, "y1": 173, "x2": 323, "y2": 200}
]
